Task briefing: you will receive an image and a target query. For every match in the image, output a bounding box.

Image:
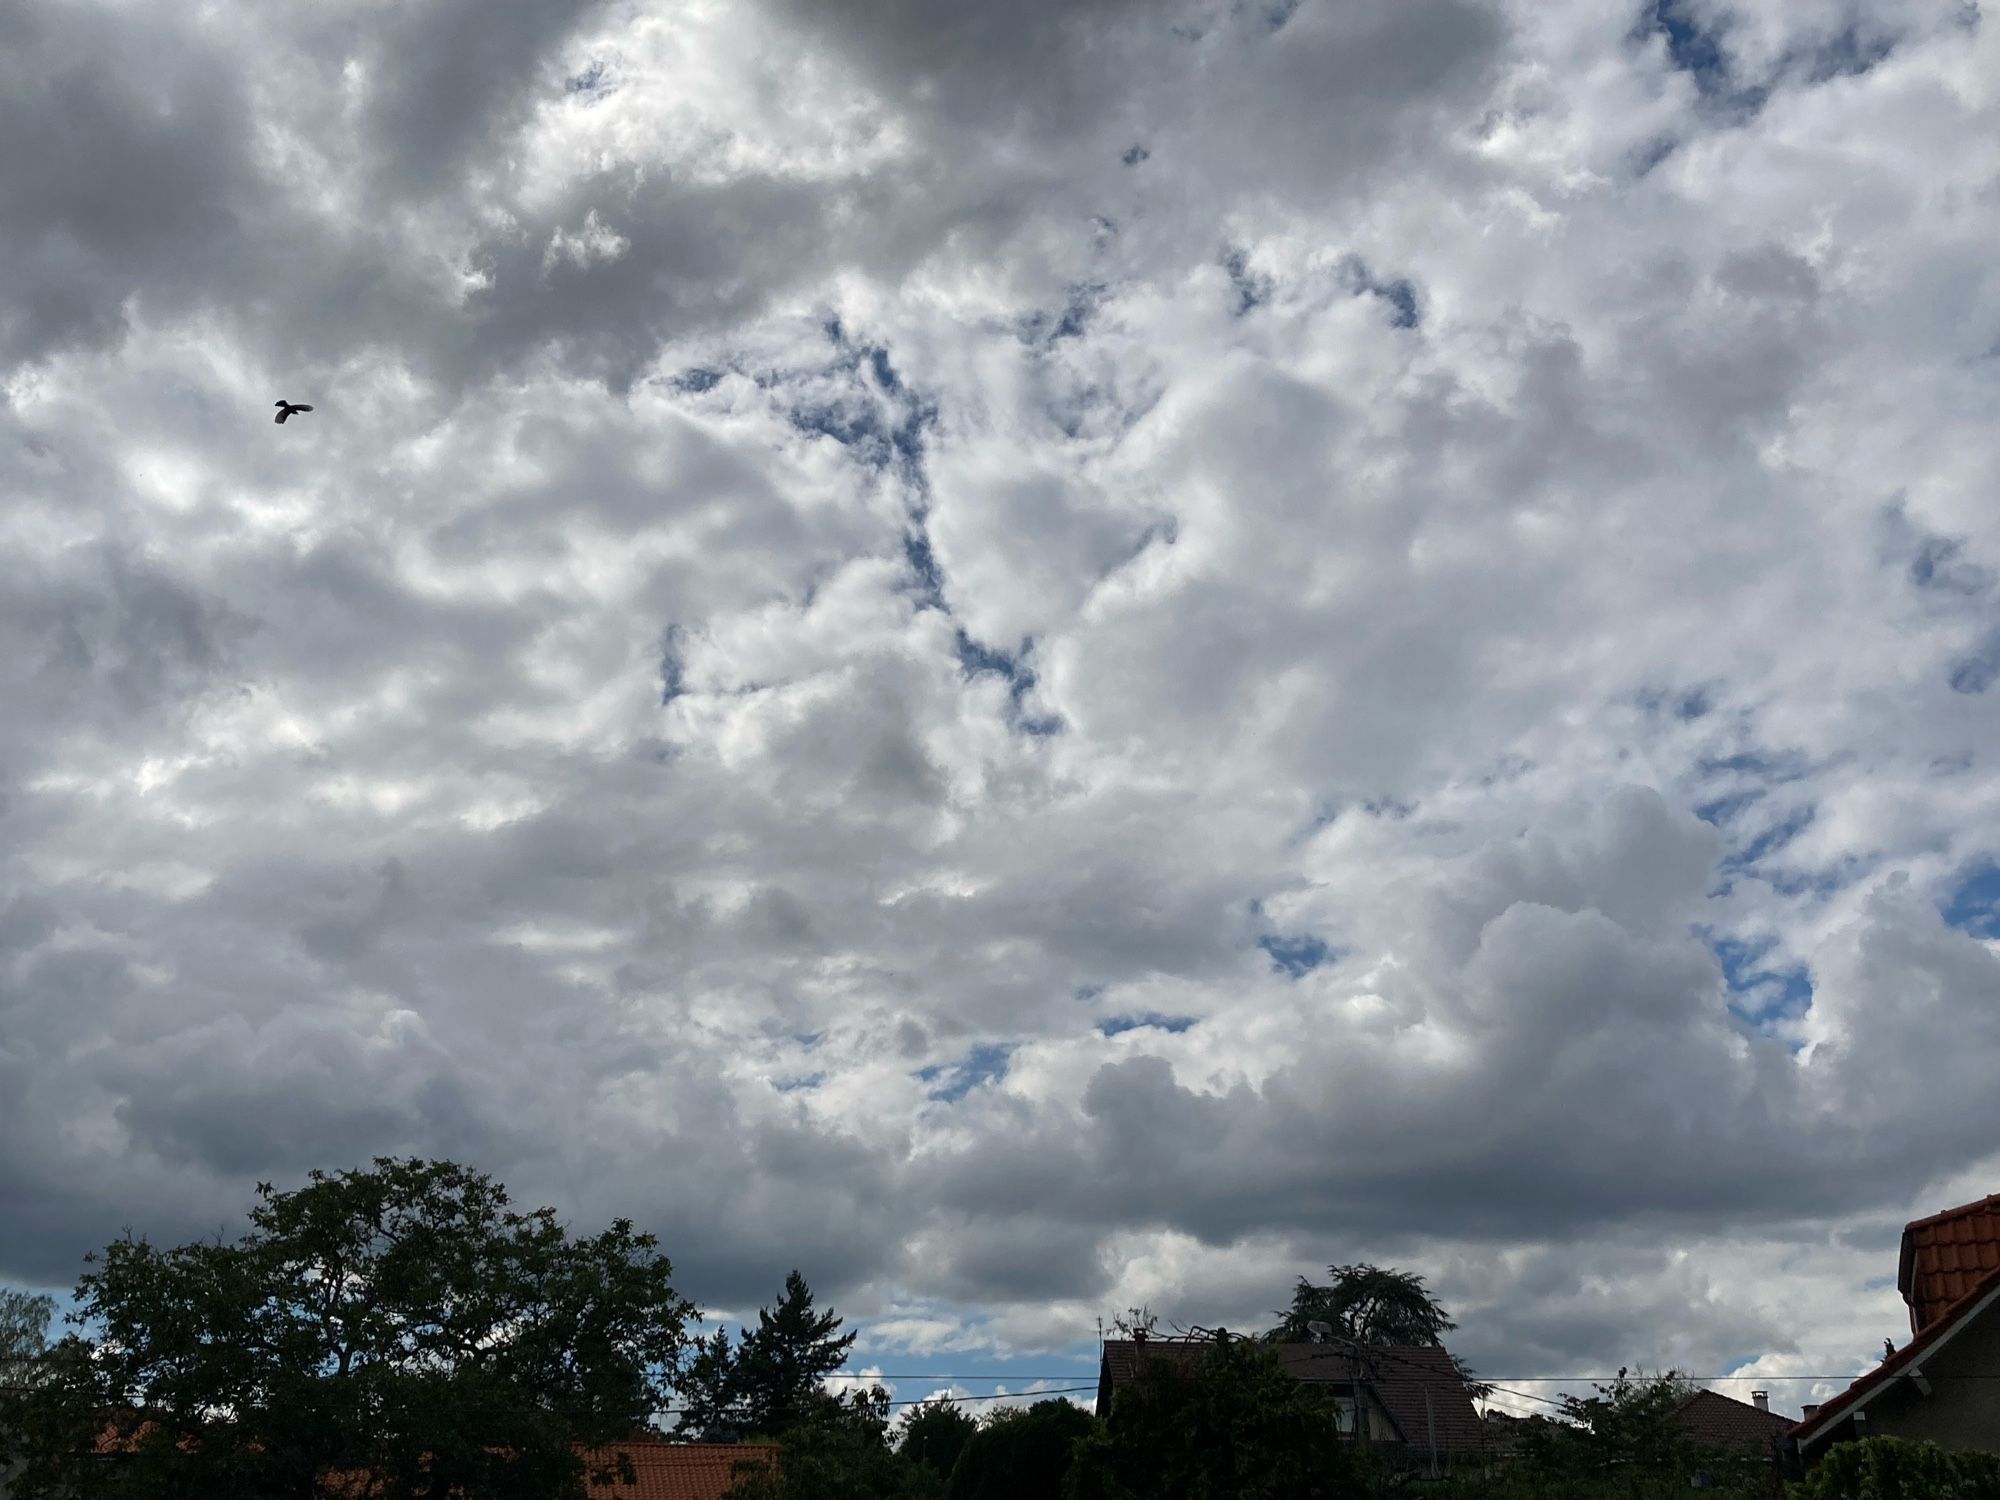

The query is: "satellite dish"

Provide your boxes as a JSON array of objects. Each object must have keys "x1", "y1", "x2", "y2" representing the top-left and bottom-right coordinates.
[{"x1": 1307, "y1": 1321, "x2": 1332, "y2": 1342}]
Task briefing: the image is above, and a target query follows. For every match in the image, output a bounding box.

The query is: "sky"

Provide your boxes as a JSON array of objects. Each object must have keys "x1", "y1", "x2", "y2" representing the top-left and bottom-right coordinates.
[{"x1": 3, "y1": 0, "x2": 1999, "y2": 1426}]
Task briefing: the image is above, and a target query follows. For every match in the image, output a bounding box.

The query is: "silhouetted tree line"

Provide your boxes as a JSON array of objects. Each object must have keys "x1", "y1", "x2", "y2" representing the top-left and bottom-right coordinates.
[{"x1": 0, "y1": 1158, "x2": 1987, "y2": 1498}]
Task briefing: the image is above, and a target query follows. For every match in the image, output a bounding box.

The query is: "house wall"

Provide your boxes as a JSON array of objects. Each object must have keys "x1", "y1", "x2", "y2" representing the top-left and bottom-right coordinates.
[
  {"x1": 1808, "y1": 1313, "x2": 2000, "y2": 1460},
  {"x1": 1869, "y1": 1310, "x2": 2000, "y2": 1451}
]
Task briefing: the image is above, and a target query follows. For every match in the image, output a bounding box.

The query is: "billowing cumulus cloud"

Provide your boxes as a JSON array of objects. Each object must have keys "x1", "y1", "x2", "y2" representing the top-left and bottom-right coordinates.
[{"x1": 3, "y1": 0, "x2": 1998, "y2": 1421}]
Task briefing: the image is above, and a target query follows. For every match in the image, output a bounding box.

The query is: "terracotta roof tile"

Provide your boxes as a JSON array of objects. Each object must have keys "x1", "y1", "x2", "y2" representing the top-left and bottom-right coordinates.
[
  {"x1": 580, "y1": 1442, "x2": 774, "y2": 1500},
  {"x1": 1897, "y1": 1192, "x2": 2000, "y2": 1335}
]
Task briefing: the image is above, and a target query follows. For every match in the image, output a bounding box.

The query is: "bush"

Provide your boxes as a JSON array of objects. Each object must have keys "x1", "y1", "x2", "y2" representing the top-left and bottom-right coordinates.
[{"x1": 1795, "y1": 1436, "x2": 2000, "y2": 1500}]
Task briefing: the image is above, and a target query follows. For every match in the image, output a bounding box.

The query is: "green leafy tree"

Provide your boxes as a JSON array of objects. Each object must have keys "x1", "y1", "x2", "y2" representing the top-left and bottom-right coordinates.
[
  {"x1": 0, "y1": 1287, "x2": 55, "y2": 1374},
  {"x1": 724, "y1": 1386, "x2": 939, "y2": 1500},
  {"x1": 1796, "y1": 1436, "x2": 2000, "y2": 1500},
  {"x1": 1064, "y1": 1338, "x2": 1362, "y2": 1500},
  {"x1": 729, "y1": 1270, "x2": 860, "y2": 1439},
  {"x1": 1265, "y1": 1263, "x2": 1457, "y2": 1345},
  {"x1": 675, "y1": 1327, "x2": 743, "y2": 1440},
  {"x1": 0, "y1": 1288, "x2": 56, "y2": 1482},
  {"x1": 1512, "y1": 1369, "x2": 1760, "y2": 1499},
  {"x1": 947, "y1": 1398, "x2": 1097, "y2": 1500},
  {"x1": 1264, "y1": 1263, "x2": 1486, "y2": 1397},
  {"x1": 898, "y1": 1400, "x2": 977, "y2": 1484},
  {"x1": 0, "y1": 1157, "x2": 694, "y2": 1500}
]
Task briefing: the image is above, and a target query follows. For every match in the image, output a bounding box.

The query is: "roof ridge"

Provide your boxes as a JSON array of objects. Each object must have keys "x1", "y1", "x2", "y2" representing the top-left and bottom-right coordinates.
[{"x1": 1903, "y1": 1191, "x2": 2000, "y2": 1233}]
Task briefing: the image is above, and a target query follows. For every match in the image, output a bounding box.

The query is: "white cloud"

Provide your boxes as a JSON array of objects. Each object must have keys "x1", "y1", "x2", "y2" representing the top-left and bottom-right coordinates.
[{"x1": 2, "y1": 0, "x2": 1998, "y2": 1417}]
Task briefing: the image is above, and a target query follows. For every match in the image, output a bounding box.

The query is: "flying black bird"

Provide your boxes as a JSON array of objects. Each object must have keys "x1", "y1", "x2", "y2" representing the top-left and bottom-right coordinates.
[{"x1": 274, "y1": 400, "x2": 314, "y2": 424}]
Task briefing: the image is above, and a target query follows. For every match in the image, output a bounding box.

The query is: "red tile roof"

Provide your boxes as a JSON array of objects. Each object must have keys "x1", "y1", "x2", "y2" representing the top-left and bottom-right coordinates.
[
  {"x1": 1898, "y1": 1192, "x2": 2000, "y2": 1336},
  {"x1": 1792, "y1": 1261, "x2": 2000, "y2": 1451},
  {"x1": 580, "y1": 1442, "x2": 775, "y2": 1500},
  {"x1": 1670, "y1": 1389, "x2": 1792, "y2": 1450}
]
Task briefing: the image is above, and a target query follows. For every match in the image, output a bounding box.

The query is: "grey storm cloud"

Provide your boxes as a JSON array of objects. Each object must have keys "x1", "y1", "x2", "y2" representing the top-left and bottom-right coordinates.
[{"x1": 2, "y1": 0, "x2": 1999, "y2": 1419}]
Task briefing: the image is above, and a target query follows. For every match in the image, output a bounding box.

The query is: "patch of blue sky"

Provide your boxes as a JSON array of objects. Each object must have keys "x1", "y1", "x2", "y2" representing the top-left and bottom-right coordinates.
[
  {"x1": 1018, "y1": 283, "x2": 1106, "y2": 345},
  {"x1": 772, "y1": 1072, "x2": 825, "y2": 1093},
  {"x1": 1335, "y1": 255, "x2": 1422, "y2": 329},
  {"x1": 1705, "y1": 930, "x2": 1813, "y2": 1025},
  {"x1": 565, "y1": 60, "x2": 608, "y2": 96},
  {"x1": 1797, "y1": 22, "x2": 1898, "y2": 84},
  {"x1": 1942, "y1": 860, "x2": 2000, "y2": 939},
  {"x1": 954, "y1": 629, "x2": 1065, "y2": 737},
  {"x1": 1948, "y1": 629, "x2": 2000, "y2": 695},
  {"x1": 1260, "y1": 933, "x2": 1332, "y2": 978},
  {"x1": 1098, "y1": 1013, "x2": 1199, "y2": 1037},
  {"x1": 1909, "y1": 534, "x2": 1992, "y2": 596},
  {"x1": 1862, "y1": 1275, "x2": 1896, "y2": 1292},
  {"x1": 658, "y1": 623, "x2": 687, "y2": 705},
  {"x1": 1640, "y1": 0, "x2": 1769, "y2": 119},
  {"x1": 1221, "y1": 248, "x2": 1274, "y2": 316},
  {"x1": 902, "y1": 523, "x2": 947, "y2": 610},
  {"x1": 668, "y1": 366, "x2": 724, "y2": 394},
  {"x1": 919, "y1": 1043, "x2": 1016, "y2": 1103}
]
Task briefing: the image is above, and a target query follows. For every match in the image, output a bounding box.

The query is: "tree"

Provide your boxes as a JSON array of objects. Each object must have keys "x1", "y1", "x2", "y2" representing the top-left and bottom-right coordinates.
[
  {"x1": 727, "y1": 1270, "x2": 859, "y2": 1439},
  {"x1": 1265, "y1": 1263, "x2": 1457, "y2": 1345},
  {"x1": 1512, "y1": 1369, "x2": 1761, "y2": 1499},
  {"x1": 1795, "y1": 1436, "x2": 2000, "y2": 1500},
  {"x1": 675, "y1": 1327, "x2": 743, "y2": 1440},
  {"x1": 897, "y1": 1400, "x2": 977, "y2": 1485},
  {"x1": 0, "y1": 1288, "x2": 56, "y2": 1482},
  {"x1": 0, "y1": 1157, "x2": 694, "y2": 1500},
  {"x1": 1265, "y1": 1262, "x2": 1486, "y2": 1397},
  {"x1": 0, "y1": 1286, "x2": 53, "y2": 1385},
  {"x1": 1064, "y1": 1338, "x2": 1362, "y2": 1500},
  {"x1": 724, "y1": 1387, "x2": 940, "y2": 1500},
  {"x1": 946, "y1": 1399, "x2": 1096, "y2": 1500}
]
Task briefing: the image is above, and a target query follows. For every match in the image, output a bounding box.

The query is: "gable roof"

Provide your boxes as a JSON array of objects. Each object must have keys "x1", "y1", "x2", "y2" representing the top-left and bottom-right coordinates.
[
  {"x1": 1898, "y1": 1192, "x2": 2000, "y2": 1335},
  {"x1": 1671, "y1": 1389, "x2": 1792, "y2": 1449},
  {"x1": 580, "y1": 1442, "x2": 775, "y2": 1500},
  {"x1": 1792, "y1": 1261, "x2": 2000, "y2": 1452},
  {"x1": 1096, "y1": 1339, "x2": 1486, "y2": 1454}
]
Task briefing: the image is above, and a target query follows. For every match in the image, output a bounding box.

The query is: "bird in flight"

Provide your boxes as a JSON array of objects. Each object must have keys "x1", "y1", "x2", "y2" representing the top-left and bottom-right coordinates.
[{"x1": 274, "y1": 400, "x2": 314, "y2": 424}]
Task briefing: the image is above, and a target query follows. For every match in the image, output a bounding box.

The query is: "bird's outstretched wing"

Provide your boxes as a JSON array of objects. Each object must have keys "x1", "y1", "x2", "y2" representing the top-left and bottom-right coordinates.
[
  {"x1": 275, "y1": 409, "x2": 290, "y2": 423},
  {"x1": 295, "y1": 405, "x2": 313, "y2": 413}
]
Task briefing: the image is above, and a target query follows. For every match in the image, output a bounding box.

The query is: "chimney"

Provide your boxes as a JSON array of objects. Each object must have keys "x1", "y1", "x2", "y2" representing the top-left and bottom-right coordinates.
[
  {"x1": 1801, "y1": 1404, "x2": 1819, "y2": 1420},
  {"x1": 1752, "y1": 1391, "x2": 1769, "y2": 1413}
]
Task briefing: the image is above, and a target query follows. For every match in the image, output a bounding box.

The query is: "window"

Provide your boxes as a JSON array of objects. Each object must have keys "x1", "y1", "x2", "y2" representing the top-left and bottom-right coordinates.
[{"x1": 1331, "y1": 1395, "x2": 1361, "y2": 1437}]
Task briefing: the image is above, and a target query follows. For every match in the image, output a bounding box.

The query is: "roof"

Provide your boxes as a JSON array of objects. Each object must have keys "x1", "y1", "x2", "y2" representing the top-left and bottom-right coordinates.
[
  {"x1": 84, "y1": 1424, "x2": 774, "y2": 1500},
  {"x1": 1097, "y1": 1339, "x2": 1487, "y2": 1454},
  {"x1": 580, "y1": 1442, "x2": 775, "y2": 1500},
  {"x1": 1792, "y1": 1261, "x2": 2000, "y2": 1451},
  {"x1": 1671, "y1": 1389, "x2": 1792, "y2": 1449},
  {"x1": 1898, "y1": 1192, "x2": 2000, "y2": 1335}
]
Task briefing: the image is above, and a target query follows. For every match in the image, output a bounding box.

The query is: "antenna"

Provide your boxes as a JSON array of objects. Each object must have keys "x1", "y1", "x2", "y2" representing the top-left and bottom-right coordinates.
[{"x1": 1306, "y1": 1320, "x2": 1332, "y2": 1342}]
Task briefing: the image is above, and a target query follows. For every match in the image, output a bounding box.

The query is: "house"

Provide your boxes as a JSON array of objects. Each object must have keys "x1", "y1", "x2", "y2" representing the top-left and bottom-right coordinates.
[
  {"x1": 1094, "y1": 1333, "x2": 1487, "y2": 1472},
  {"x1": 19, "y1": 1417, "x2": 774, "y2": 1500},
  {"x1": 1898, "y1": 1192, "x2": 2000, "y2": 1337},
  {"x1": 1670, "y1": 1388, "x2": 1793, "y2": 1454},
  {"x1": 579, "y1": 1440, "x2": 775, "y2": 1500},
  {"x1": 1791, "y1": 1191, "x2": 2000, "y2": 1465}
]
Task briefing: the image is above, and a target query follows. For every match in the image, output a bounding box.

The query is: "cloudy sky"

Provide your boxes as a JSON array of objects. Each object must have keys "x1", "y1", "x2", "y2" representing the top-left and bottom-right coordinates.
[{"x1": 4, "y1": 0, "x2": 2000, "y2": 1423}]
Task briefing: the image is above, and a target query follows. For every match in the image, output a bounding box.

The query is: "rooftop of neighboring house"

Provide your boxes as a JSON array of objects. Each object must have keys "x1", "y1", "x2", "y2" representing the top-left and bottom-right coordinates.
[
  {"x1": 1792, "y1": 1260, "x2": 2000, "y2": 1453},
  {"x1": 1671, "y1": 1388, "x2": 1793, "y2": 1450},
  {"x1": 1095, "y1": 1336, "x2": 1487, "y2": 1454},
  {"x1": 1898, "y1": 1191, "x2": 2000, "y2": 1336}
]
